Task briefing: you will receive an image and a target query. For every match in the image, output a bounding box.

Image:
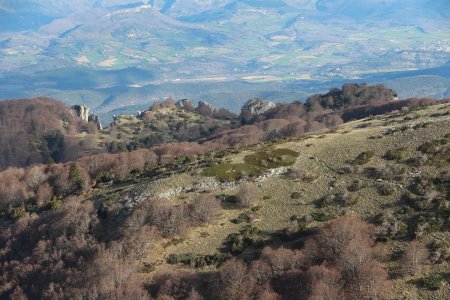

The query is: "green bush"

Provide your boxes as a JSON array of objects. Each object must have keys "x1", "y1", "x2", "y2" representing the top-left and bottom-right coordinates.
[
  {"x1": 50, "y1": 198, "x2": 62, "y2": 210},
  {"x1": 347, "y1": 179, "x2": 364, "y2": 192},
  {"x1": 166, "y1": 252, "x2": 229, "y2": 268},
  {"x1": 422, "y1": 273, "x2": 443, "y2": 290},
  {"x1": 430, "y1": 240, "x2": 450, "y2": 264},
  {"x1": 375, "y1": 213, "x2": 408, "y2": 241},
  {"x1": 311, "y1": 211, "x2": 335, "y2": 222},
  {"x1": 231, "y1": 211, "x2": 253, "y2": 224},
  {"x1": 11, "y1": 206, "x2": 26, "y2": 219},
  {"x1": 352, "y1": 151, "x2": 375, "y2": 165},
  {"x1": 320, "y1": 191, "x2": 357, "y2": 207},
  {"x1": 96, "y1": 171, "x2": 116, "y2": 183},
  {"x1": 225, "y1": 226, "x2": 263, "y2": 255},
  {"x1": 376, "y1": 182, "x2": 396, "y2": 196},
  {"x1": 290, "y1": 215, "x2": 313, "y2": 231},
  {"x1": 384, "y1": 148, "x2": 406, "y2": 161},
  {"x1": 251, "y1": 205, "x2": 262, "y2": 212},
  {"x1": 441, "y1": 133, "x2": 450, "y2": 144},
  {"x1": 417, "y1": 141, "x2": 440, "y2": 154},
  {"x1": 290, "y1": 192, "x2": 301, "y2": 199}
]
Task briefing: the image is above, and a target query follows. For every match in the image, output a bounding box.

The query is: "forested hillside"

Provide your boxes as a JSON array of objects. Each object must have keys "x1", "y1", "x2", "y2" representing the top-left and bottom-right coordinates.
[
  {"x1": 2, "y1": 83, "x2": 444, "y2": 172},
  {"x1": 0, "y1": 98, "x2": 101, "y2": 169},
  {"x1": 0, "y1": 91, "x2": 449, "y2": 299}
]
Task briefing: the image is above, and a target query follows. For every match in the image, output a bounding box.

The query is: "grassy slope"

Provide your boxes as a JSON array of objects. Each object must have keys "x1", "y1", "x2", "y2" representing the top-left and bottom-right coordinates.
[{"x1": 94, "y1": 103, "x2": 450, "y2": 298}]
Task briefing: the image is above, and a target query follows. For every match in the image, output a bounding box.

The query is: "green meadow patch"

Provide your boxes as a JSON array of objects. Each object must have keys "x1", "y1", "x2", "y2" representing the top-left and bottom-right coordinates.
[{"x1": 203, "y1": 148, "x2": 299, "y2": 181}]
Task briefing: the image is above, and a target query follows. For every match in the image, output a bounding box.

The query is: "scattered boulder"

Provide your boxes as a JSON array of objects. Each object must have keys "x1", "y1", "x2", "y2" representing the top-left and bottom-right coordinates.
[
  {"x1": 196, "y1": 100, "x2": 215, "y2": 116},
  {"x1": 175, "y1": 99, "x2": 195, "y2": 112},
  {"x1": 241, "y1": 98, "x2": 276, "y2": 116}
]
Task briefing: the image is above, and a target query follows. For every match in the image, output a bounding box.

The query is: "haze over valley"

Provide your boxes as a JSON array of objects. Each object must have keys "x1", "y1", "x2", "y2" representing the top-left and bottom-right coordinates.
[
  {"x1": 1, "y1": 1, "x2": 450, "y2": 299},
  {"x1": 1, "y1": 0, "x2": 450, "y2": 120}
]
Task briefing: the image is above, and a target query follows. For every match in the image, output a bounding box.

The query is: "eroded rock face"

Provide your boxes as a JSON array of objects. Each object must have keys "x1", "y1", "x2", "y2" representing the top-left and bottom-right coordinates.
[
  {"x1": 88, "y1": 114, "x2": 102, "y2": 130},
  {"x1": 69, "y1": 105, "x2": 89, "y2": 122},
  {"x1": 241, "y1": 98, "x2": 276, "y2": 116}
]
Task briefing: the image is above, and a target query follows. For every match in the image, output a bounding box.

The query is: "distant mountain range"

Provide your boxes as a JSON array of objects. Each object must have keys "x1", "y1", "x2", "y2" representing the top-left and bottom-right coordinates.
[{"x1": 1, "y1": 0, "x2": 449, "y2": 117}]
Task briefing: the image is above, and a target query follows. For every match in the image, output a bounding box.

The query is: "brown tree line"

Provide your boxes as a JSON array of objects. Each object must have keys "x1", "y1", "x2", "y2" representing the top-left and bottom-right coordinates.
[
  {"x1": 0, "y1": 84, "x2": 436, "y2": 170},
  {"x1": 152, "y1": 216, "x2": 391, "y2": 300},
  {"x1": 1, "y1": 86, "x2": 448, "y2": 173}
]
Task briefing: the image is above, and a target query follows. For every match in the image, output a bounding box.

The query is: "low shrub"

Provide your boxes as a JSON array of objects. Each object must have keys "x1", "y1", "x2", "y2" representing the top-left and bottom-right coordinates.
[
  {"x1": 429, "y1": 240, "x2": 450, "y2": 264},
  {"x1": 402, "y1": 191, "x2": 438, "y2": 211},
  {"x1": 320, "y1": 191, "x2": 357, "y2": 207},
  {"x1": 290, "y1": 192, "x2": 301, "y2": 199},
  {"x1": 408, "y1": 174, "x2": 435, "y2": 196},
  {"x1": 406, "y1": 155, "x2": 428, "y2": 167},
  {"x1": 287, "y1": 167, "x2": 317, "y2": 182},
  {"x1": 231, "y1": 211, "x2": 253, "y2": 224},
  {"x1": 410, "y1": 214, "x2": 446, "y2": 239},
  {"x1": 311, "y1": 211, "x2": 336, "y2": 222},
  {"x1": 374, "y1": 212, "x2": 408, "y2": 241},
  {"x1": 384, "y1": 148, "x2": 406, "y2": 161},
  {"x1": 364, "y1": 165, "x2": 405, "y2": 180},
  {"x1": 441, "y1": 133, "x2": 450, "y2": 144},
  {"x1": 352, "y1": 151, "x2": 375, "y2": 165},
  {"x1": 225, "y1": 226, "x2": 263, "y2": 255},
  {"x1": 203, "y1": 149, "x2": 300, "y2": 182},
  {"x1": 167, "y1": 252, "x2": 229, "y2": 268},
  {"x1": 96, "y1": 171, "x2": 115, "y2": 183},
  {"x1": 376, "y1": 182, "x2": 396, "y2": 196},
  {"x1": 203, "y1": 163, "x2": 261, "y2": 182},
  {"x1": 290, "y1": 215, "x2": 313, "y2": 231},
  {"x1": 337, "y1": 165, "x2": 359, "y2": 174},
  {"x1": 347, "y1": 179, "x2": 364, "y2": 192},
  {"x1": 422, "y1": 273, "x2": 443, "y2": 290},
  {"x1": 10, "y1": 206, "x2": 26, "y2": 219},
  {"x1": 417, "y1": 141, "x2": 440, "y2": 154}
]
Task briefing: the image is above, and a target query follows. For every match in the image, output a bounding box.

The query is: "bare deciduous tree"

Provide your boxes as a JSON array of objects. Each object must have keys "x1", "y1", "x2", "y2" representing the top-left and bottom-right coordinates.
[
  {"x1": 190, "y1": 193, "x2": 222, "y2": 224},
  {"x1": 25, "y1": 166, "x2": 47, "y2": 191},
  {"x1": 236, "y1": 183, "x2": 261, "y2": 208},
  {"x1": 212, "y1": 259, "x2": 252, "y2": 300},
  {"x1": 399, "y1": 241, "x2": 429, "y2": 276}
]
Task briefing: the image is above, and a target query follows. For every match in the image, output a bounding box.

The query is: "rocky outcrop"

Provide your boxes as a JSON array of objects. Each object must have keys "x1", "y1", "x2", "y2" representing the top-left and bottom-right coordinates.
[
  {"x1": 196, "y1": 100, "x2": 215, "y2": 116},
  {"x1": 88, "y1": 114, "x2": 103, "y2": 130},
  {"x1": 69, "y1": 105, "x2": 89, "y2": 122},
  {"x1": 241, "y1": 98, "x2": 276, "y2": 116},
  {"x1": 69, "y1": 104, "x2": 102, "y2": 129},
  {"x1": 175, "y1": 99, "x2": 195, "y2": 112}
]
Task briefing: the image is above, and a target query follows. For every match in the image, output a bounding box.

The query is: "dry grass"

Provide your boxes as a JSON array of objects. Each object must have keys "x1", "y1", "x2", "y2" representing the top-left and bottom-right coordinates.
[{"x1": 125, "y1": 103, "x2": 450, "y2": 297}]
